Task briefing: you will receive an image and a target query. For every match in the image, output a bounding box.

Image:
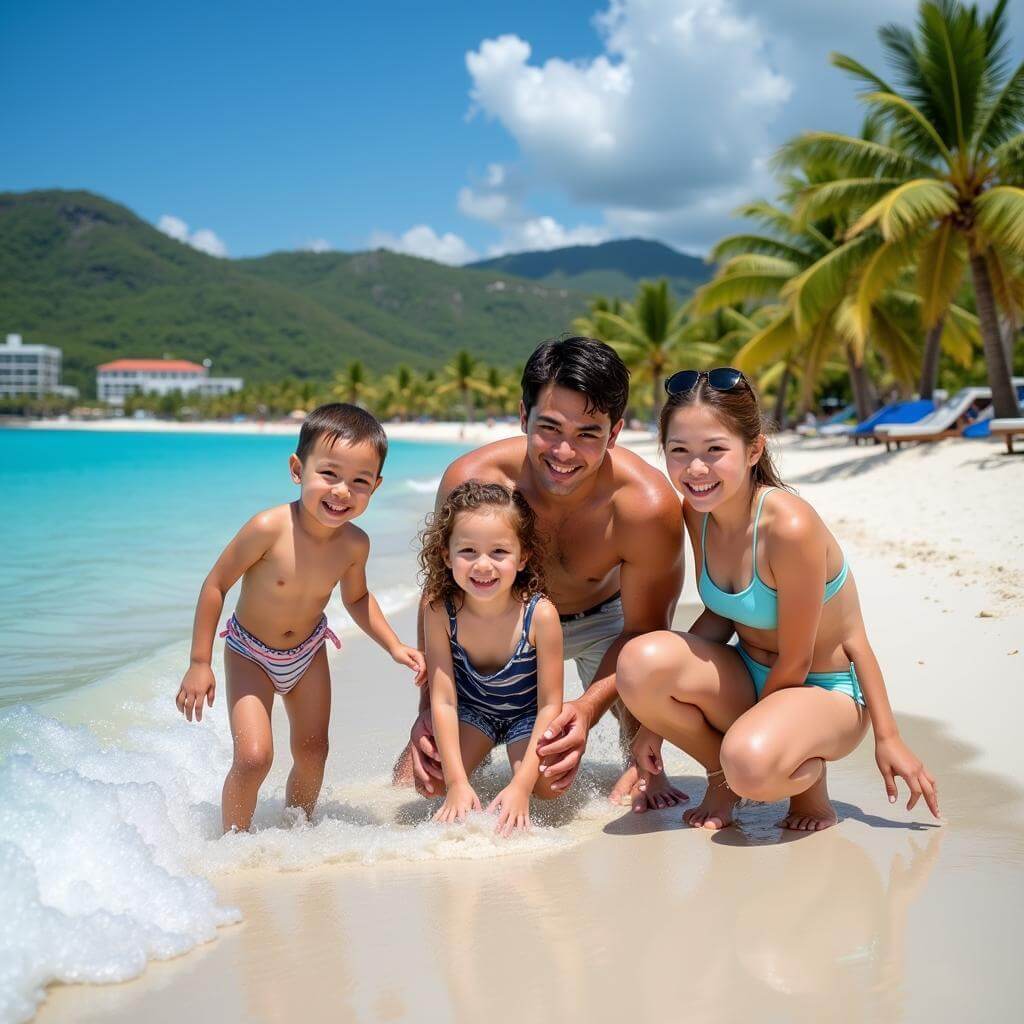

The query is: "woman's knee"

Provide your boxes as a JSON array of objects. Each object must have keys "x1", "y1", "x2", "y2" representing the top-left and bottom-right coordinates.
[
  {"x1": 720, "y1": 728, "x2": 788, "y2": 801},
  {"x1": 616, "y1": 631, "x2": 690, "y2": 712}
]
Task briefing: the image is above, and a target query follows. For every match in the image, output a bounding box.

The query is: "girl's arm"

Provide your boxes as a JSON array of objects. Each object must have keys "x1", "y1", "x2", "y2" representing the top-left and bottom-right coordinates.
[
  {"x1": 177, "y1": 512, "x2": 278, "y2": 721},
  {"x1": 424, "y1": 603, "x2": 480, "y2": 820},
  {"x1": 844, "y1": 623, "x2": 940, "y2": 818},
  {"x1": 341, "y1": 530, "x2": 426, "y2": 684}
]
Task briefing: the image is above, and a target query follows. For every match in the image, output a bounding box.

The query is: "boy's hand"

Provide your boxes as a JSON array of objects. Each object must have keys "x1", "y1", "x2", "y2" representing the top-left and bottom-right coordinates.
[
  {"x1": 434, "y1": 781, "x2": 480, "y2": 824},
  {"x1": 391, "y1": 643, "x2": 427, "y2": 686},
  {"x1": 487, "y1": 782, "x2": 531, "y2": 836},
  {"x1": 875, "y1": 734, "x2": 940, "y2": 818},
  {"x1": 176, "y1": 664, "x2": 216, "y2": 722}
]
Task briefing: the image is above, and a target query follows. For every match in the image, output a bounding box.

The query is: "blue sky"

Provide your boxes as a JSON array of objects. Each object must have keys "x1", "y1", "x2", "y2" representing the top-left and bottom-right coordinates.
[{"x1": 3, "y1": 1, "x2": 1022, "y2": 262}]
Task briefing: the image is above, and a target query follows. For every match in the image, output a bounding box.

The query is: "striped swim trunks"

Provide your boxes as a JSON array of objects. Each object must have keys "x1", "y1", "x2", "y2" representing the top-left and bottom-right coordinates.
[{"x1": 220, "y1": 613, "x2": 341, "y2": 694}]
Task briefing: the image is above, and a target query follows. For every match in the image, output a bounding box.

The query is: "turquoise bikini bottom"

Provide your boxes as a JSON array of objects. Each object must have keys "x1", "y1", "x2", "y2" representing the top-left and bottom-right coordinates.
[{"x1": 735, "y1": 644, "x2": 865, "y2": 706}]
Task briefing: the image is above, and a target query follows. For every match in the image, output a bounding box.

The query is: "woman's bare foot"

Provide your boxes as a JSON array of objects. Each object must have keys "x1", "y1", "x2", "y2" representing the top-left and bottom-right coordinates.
[
  {"x1": 683, "y1": 772, "x2": 740, "y2": 830},
  {"x1": 777, "y1": 771, "x2": 837, "y2": 831}
]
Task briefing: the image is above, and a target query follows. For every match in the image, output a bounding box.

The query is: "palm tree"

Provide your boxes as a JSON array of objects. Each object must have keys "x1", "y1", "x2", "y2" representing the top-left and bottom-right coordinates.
[
  {"x1": 781, "y1": 0, "x2": 1023, "y2": 417},
  {"x1": 331, "y1": 360, "x2": 376, "y2": 408},
  {"x1": 378, "y1": 363, "x2": 417, "y2": 421},
  {"x1": 437, "y1": 350, "x2": 489, "y2": 423}
]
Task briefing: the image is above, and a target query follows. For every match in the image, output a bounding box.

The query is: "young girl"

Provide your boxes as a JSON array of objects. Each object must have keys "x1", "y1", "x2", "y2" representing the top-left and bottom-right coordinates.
[
  {"x1": 419, "y1": 480, "x2": 563, "y2": 835},
  {"x1": 617, "y1": 368, "x2": 940, "y2": 831}
]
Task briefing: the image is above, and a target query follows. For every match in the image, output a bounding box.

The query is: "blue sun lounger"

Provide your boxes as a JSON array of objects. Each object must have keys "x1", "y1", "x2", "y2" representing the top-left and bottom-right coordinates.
[{"x1": 846, "y1": 399, "x2": 935, "y2": 444}]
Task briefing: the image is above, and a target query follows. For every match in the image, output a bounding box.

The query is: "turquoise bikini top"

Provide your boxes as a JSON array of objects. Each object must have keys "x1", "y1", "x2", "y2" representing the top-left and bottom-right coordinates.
[{"x1": 698, "y1": 487, "x2": 849, "y2": 631}]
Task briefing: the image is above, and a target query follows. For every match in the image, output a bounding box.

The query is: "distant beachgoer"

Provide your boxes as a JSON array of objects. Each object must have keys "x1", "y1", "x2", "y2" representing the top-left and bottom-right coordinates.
[
  {"x1": 394, "y1": 336, "x2": 687, "y2": 812},
  {"x1": 175, "y1": 403, "x2": 425, "y2": 832},
  {"x1": 419, "y1": 481, "x2": 563, "y2": 833},
  {"x1": 618, "y1": 368, "x2": 940, "y2": 831}
]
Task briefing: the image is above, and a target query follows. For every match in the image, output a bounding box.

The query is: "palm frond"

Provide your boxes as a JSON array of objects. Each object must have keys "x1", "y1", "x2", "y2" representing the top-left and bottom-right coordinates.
[
  {"x1": 861, "y1": 91, "x2": 955, "y2": 165},
  {"x1": 869, "y1": 303, "x2": 920, "y2": 386},
  {"x1": 853, "y1": 233, "x2": 921, "y2": 342},
  {"x1": 973, "y1": 59, "x2": 1024, "y2": 151},
  {"x1": 692, "y1": 271, "x2": 791, "y2": 314},
  {"x1": 916, "y1": 219, "x2": 968, "y2": 327},
  {"x1": 974, "y1": 185, "x2": 1024, "y2": 255},
  {"x1": 984, "y1": 246, "x2": 1024, "y2": 320},
  {"x1": 783, "y1": 233, "x2": 877, "y2": 334},
  {"x1": 830, "y1": 51, "x2": 898, "y2": 95},
  {"x1": 734, "y1": 311, "x2": 801, "y2": 372},
  {"x1": 731, "y1": 200, "x2": 801, "y2": 238},
  {"x1": 848, "y1": 178, "x2": 958, "y2": 240},
  {"x1": 710, "y1": 234, "x2": 813, "y2": 265},
  {"x1": 795, "y1": 177, "x2": 903, "y2": 223},
  {"x1": 940, "y1": 303, "x2": 980, "y2": 367},
  {"x1": 777, "y1": 132, "x2": 932, "y2": 178}
]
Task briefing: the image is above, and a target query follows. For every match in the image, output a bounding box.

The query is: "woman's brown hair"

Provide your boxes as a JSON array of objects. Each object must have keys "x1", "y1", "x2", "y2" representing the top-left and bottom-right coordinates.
[
  {"x1": 418, "y1": 480, "x2": 547, "y2": 608},
  {"x1": 658, "y1": 374, "x2": 788, "y2": 493}
]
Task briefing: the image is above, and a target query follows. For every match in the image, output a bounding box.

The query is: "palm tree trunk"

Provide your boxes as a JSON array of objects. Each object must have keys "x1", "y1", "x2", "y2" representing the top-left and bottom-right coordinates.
[
  {"x1": 845, "y1": 345, "x2": 877, "y2": 421},
  {"x1": 1000, "y1": 313, "x2": 1018, "y2": 372},
  {"x1": 773, "y1": 363, "x2": 792, "y2": 430},
  {"x1": 918, "y1": 315, "x2": 945, "y2": 400},
  {"x1": 969, "y1": 252, "x2": 1022, "y2": 419},
  {"x1": 461, "y1": 385, "x2": 474, "y2": 424},
  {"x1": 651, "y1": 364, "x2": 665, "y2": 426}
]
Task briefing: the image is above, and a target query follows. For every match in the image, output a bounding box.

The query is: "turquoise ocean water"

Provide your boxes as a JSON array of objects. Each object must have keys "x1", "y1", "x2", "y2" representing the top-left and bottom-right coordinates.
[{"x1": 0, "y1": 428, "x2": 466, "y2": 705}]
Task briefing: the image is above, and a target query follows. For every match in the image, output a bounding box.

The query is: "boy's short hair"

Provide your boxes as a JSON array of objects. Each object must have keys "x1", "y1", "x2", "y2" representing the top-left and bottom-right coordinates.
[
  {"x1": 521, "y1": 335, "x2": 630, "y2": 427},
  {"x1": 296, "y1": 403, "x2": 388, "y2": 473}
]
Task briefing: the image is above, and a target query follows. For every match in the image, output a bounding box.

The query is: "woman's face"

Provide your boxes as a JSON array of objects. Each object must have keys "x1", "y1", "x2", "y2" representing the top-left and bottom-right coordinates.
[{"x1": 663, "y1": 402, "x2": 763, "y2": 511}]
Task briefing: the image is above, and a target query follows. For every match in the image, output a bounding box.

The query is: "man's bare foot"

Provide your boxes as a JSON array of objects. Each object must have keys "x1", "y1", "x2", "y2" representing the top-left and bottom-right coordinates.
[
  {"x1": 683, "y1": 773, "x2": 740, "y2": 830},
  {"x1": 777, "y1": 772, "x2": 837, "y2": 831},
  {"x1": 609, "y1": 764, "x2": 688, "y2": 812}
]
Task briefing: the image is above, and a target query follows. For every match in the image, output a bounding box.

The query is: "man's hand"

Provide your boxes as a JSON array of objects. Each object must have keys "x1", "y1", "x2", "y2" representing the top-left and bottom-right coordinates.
[
  {"x1": 409, "y1": 709, "x2": 444, "y2": 795},
  {"x1": 391, "y1": 643, "x2": 427, "y2": 686},
  {"x1": 176, "y1": 664, "x2": 216, "y2": 722},
  {"x1": 535, "y1": 699, "x2": 591, "y2": 792}
]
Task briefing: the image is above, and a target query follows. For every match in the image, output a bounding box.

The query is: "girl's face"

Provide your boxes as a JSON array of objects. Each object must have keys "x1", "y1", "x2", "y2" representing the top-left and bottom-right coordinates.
[
  {"x1": 663, "y1": 403, "x2": 764, "y2": 511},
  {"x1": 446, "y1": 508, "x2": 527, "y2": 603}
]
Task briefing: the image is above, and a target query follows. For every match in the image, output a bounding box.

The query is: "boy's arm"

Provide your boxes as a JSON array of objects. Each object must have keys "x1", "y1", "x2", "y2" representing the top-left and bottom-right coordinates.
[
  {"x1": 341, "y1": 529, "x2": 425, "y2": 682},
  {"x1": 509, "y1": 600, "x2": 564, "y2": 793},
  {"x1": 177, "y1": 512, "x2": 277, "y2": 720},
  {"x1": 424, "y1": 603, "x2": 469, "y2": 788}
]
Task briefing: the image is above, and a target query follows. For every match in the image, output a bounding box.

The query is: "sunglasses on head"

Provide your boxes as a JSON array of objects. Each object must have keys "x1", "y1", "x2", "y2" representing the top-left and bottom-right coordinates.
[{"x1": 664, "y1": 367, "x2": 747, "y2": 396}]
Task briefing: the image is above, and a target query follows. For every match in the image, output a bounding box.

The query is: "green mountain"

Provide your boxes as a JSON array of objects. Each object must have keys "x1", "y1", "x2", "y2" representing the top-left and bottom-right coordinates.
[
  {"x1": 467, "y1": 238, "x2": 714, "y2": 299},
  {"x1": 0, "y1": 190, "x2": 586, "y2": 395}
]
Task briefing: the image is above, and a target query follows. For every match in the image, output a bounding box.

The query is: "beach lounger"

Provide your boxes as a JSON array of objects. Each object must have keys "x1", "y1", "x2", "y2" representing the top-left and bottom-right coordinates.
[
  {"x1": 796, "y1": 403, "x2": 857, "y2": 436},
  {"x1": 833, "y1": 399, "x2": 935, "y2": 444},
  {"x1": 875, "y1": 386, "x2": 1002, "y2": 450},
  {"x1": 989, "y1": 419, "x2": 1024, "y2": 453}
]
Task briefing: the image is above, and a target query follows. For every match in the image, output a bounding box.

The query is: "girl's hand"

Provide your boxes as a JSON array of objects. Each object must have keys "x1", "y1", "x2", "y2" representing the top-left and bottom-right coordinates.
[
  {"x1": 434, "y1": 781, "x2": 480, "y2": 824},
  {"x1": 487, "y1": 783, "x2": 531, "y2": 837},
  {"x1": 875, "y1": 734, "x2": 940, "y2": 818},
  {"x1": 631, "y1": 726, "x2": 664, "y2": 794},
  {"x1": 176, "y1": 664, "x2": 216, "y2": 722},
  {"x1": 391, "y1": 643, "x2": 427, "y2": 686}
]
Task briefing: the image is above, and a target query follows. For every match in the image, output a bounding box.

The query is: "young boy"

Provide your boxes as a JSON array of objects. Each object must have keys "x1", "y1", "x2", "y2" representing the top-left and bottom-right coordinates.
[{"x1": 176, "y1": 403, "x2": 425, "y2": 832}]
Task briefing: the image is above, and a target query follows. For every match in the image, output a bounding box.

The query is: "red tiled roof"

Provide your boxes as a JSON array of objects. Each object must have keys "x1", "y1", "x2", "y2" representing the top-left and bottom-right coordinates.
[{"x1": 97, "y1": 359, "x2": 206, "y2": 374}]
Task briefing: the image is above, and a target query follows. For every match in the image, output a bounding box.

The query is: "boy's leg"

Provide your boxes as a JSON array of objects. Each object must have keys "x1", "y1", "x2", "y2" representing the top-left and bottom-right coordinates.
[
  {"x1": 282, "y1": 645, "x2": 332, "y2": 819},
  {"x1": 223, "y1": 648, "x2": 276, "y2": 832}
]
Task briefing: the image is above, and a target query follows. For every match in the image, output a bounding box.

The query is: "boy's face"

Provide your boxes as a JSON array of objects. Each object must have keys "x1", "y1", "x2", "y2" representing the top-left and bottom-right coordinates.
[{"x1": 289, "y1": 436, "x2": 382, "y2": 529}]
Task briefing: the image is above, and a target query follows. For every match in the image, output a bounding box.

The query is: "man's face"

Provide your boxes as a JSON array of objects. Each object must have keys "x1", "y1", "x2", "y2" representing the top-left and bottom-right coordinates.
[{"x1": 520, "y1": 383, "x2": 623, "y2": 497}]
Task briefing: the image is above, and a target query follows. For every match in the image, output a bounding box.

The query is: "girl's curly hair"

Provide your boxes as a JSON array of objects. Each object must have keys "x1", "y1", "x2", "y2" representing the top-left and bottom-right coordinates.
[{"x1": 418, "y1": 480, "x2": 547, "y2": 608}]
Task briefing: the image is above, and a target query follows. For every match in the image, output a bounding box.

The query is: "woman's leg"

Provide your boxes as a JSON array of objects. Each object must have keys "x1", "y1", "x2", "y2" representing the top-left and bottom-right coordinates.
[
  {"x1": 617, "y1": 631, "x2": 756, "y2": 829},
  {"x1": 720, "y1": 687, "x2": 869, "y2": 830},
  {"x1": 222, "y1": 648, "x2": 276, "y2": 832},
  {"x1": 282, "y1": 645, "x2": 332, "y2": 819}
]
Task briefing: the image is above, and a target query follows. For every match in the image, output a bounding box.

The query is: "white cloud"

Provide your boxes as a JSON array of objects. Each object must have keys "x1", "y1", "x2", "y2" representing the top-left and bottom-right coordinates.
[
  {"x1": 488, "y1": 216, "x2": 610, "y2": 257},
  {"x1": 302, "y1": 238, "x2": 332, "y2": 253},
  {"x1": 368, "y1": 225, "x2": 479, "y2": 265},
  {"x1": 157, "y1": 214, "x2": 228, "y2": 257},
  {"x1": 465, "y1": 2, "x2": 791, "y2": 213}
]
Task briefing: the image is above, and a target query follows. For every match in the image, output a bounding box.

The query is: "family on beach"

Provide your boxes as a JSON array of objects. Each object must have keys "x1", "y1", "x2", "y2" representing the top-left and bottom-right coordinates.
[{"x1": 176, "y1": 336, "x2": 940, "y2": 836}]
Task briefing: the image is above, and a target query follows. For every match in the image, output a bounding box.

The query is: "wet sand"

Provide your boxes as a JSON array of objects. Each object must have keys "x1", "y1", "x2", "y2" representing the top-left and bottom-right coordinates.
[{"x1": 34, "y1": 434, "x2": 1024, "y2": 1023}]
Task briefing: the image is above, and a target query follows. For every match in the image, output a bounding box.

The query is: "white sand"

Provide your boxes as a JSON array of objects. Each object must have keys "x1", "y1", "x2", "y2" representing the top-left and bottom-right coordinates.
[{"x1": 33, "y1": 432, "x2": 1024, "y2": 1023}]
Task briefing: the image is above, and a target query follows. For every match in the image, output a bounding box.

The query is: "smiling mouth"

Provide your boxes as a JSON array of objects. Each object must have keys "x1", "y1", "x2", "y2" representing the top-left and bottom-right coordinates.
[
  {"x1": 469, "y1": 577, "x2": 499, "y2": 589},
  {"x1": 322, "y1": 499, "x2": 351, "y2": 515},
  {"x1": 544, "y1": 458, "x2": 580, "y2": 479},
  {"x1": 683, "y1": 481, "x2": 720, "y2": 497}
]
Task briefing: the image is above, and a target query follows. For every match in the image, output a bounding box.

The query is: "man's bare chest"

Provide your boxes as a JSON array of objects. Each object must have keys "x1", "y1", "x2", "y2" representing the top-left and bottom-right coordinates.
[{"x1": 541, "y1": 514, "x2": 620, "y2": 582}]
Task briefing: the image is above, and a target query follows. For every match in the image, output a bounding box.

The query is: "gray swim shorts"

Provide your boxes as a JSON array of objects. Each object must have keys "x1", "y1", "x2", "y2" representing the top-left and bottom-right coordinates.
[{"x1": 560, "y1": 593, "x2": 625, "y2": 689}]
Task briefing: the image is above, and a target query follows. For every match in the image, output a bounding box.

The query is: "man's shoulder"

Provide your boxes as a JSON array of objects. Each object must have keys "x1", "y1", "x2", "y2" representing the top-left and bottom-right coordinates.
[
  {"x1": 442, "y1": 436, "x2": 525, "y2": 492},
  {"x1": 607, "y1": 446, "x2": 680, "y2": 523}
]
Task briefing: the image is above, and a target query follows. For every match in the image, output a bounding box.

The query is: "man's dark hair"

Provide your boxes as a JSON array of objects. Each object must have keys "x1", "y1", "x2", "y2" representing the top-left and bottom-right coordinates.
[
  {"x1": 521, "y1": 335, "x2": 630, "y2": 426},
  {"x1": 295, "y1": 402, "x2": 388, "y2": 473}
]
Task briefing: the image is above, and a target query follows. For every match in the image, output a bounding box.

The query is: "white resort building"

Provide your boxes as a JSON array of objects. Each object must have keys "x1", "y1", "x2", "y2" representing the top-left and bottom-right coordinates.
[
  {"x1": 97, "y1": 359, "x2": 243, "y2": 405},
  {"x1": 0, "y1": 333, "x2": 76, "y2": 398}
]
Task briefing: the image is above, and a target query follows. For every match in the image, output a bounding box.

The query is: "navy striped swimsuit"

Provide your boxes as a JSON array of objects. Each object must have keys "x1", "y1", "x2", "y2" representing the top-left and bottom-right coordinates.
[{"x1": 445, "y1": 593, "x2": 541, "y2": 746}]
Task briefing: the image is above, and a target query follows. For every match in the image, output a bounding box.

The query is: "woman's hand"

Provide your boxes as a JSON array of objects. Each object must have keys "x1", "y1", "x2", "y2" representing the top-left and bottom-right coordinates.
[
  {"x1": 434, "y1": 781, "x2": 481, "y2": 823},
  {"x1": 176, "y1": 664, "x2": 216, "y2": 722},
  {"x1": 875, "y1": 734, "x2": 940, "y2": 818},
  {"x1": 631, "y1": 725, "x2": 665, "y2": 794},
  {"x1": 488, "y1": 782, "x2": 532, "y2": 836}
]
